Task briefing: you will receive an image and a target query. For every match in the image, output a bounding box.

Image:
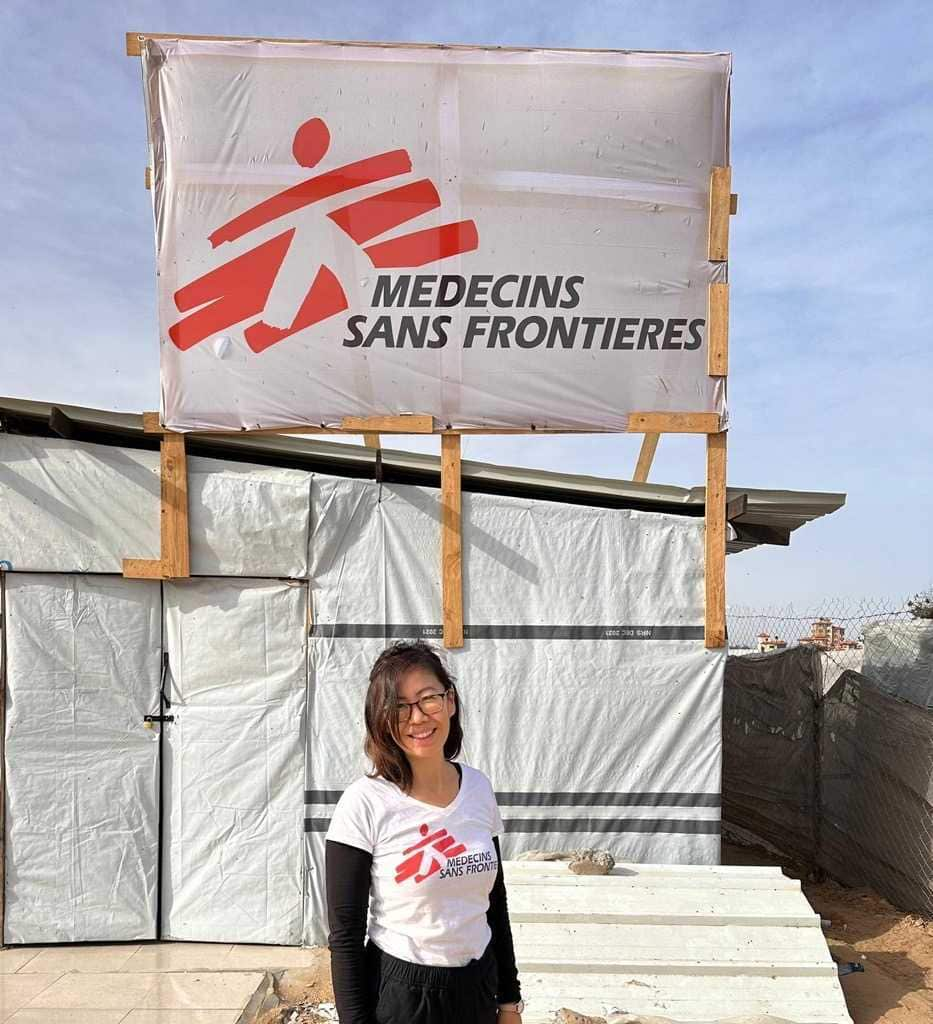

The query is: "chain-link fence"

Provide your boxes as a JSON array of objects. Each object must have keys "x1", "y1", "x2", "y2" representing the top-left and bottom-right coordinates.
[
  {"x1": 727, "y1": 595, "x2": 933, "y2": 707},
  {"x1": 721, "y1": 598, "x2": 933, "y2": 917}
]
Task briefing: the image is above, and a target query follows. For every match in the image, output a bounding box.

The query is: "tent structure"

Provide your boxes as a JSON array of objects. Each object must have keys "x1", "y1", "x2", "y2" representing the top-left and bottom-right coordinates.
[{"x1": 0, "y1": 399, "x2": 845, "y2": 946}]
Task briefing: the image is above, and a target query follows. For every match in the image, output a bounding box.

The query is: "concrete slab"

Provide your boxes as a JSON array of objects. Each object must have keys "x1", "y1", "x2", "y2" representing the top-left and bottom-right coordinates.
[
  {"x1": 0, "y1": 951, "x2": 39, "y2": 976},
  {"x1": 7, "y1": 1011, "x2": 127, "y2": 1024},
  {"x1": 19, "y1": 945, "x2": 141, "y2": 974},
  {"x1": 0, "y1": 974, "x2": 64, "y2": 1020},
  {"x1": 25, "y1": 972, "x2": 160, "y2": 1011},
  {"x1": 140, "y1": 972, "x2": 264, "y2": 1010},
  {"x1": 503, "y1": 860, "x2": 853, "y2": 1024},
  {"x1": 122, "y1": 946, "x2": 234, "y2": 973},
  {"x1": 224, "y1": 945, "x2": 322, "y2": 971},
  {"x1": 122, "y1": 1013, "x2": 243, "y2": 1024}
]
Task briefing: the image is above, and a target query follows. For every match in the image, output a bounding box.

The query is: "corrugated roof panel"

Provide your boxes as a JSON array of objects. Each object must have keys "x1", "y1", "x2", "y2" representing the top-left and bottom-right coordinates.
[{"x1": 0, "y1": 397, "x2": 845, "y2": 554}]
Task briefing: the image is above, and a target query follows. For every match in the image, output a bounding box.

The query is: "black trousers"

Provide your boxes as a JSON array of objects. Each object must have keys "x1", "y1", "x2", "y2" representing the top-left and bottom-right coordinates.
[{"x1": 364, "y1": 938, "x2": 499, "y2": 1024}]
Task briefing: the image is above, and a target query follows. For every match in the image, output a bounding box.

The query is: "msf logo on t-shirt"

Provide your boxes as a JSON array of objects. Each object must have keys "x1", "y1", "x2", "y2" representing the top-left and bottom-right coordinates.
[
  {"x1": 168, "y1": 116, "x2": 479, "y2": 354},
  {"x1": 394, "y1": 824, "x2": 468, "y2": 885}
]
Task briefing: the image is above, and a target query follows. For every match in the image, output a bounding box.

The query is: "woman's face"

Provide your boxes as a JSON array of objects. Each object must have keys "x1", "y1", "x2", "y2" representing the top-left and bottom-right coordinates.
[{"x1": 394, "y1": 666, "x2": 456, "y2": 762}]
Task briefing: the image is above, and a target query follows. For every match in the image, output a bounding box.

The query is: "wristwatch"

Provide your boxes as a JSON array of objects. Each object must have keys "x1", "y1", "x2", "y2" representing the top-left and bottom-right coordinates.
[{"x1": 498, "y1": 1000, "x2": 525, "y2": 1013}]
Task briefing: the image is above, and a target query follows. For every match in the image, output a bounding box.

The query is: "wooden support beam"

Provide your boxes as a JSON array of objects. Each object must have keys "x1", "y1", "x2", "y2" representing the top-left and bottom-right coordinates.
[
  {"x1": 128, "y1": 30, "x2": 351, "y2": 56},
  {"x1": 49, "y1": 406, "x2": 76, "y2": 440},
  {"x1": 145, "y1": 167, "x2": 152, "y2": 190},
  {"x1": 708, "y1": 283, "x2": 729, "y2": 377},
  {"x1": 633, "y1": 433, "x2": 660, "y2": 483},
  {"x1": 708, "y1": 166, "x2": 732, "y2": 262},
  {"x1": 341, "y1": 415, "x2": 434, "y2": 434},
  {"x1": 122, "y1": 558, "x2": 164, "y2": 579},
  {"x1": 161, "y1": 432, "x2": 190, "y2": 578},
  {"x1": 725, "y1": 492, "x2": 748, "y2": 523},
  {"x1": 363, "y1": 433, "x2": 382, "y2": 450},
  {"x1": 124, "y1": 430, "x2": 191, "y2": 580},
  {"x1": 731, "y1": 522, "x2": 791, "y2": 547},
  {"x1": 440, "y1": 434, "x2": 464, "y2": 649},
  {"x1": 705, "y1": 431, "x2": 728, "y2": 649},
  {"x1": 626, "y1": 412, "x2": 721, "y2": 434},
  {"x1": 142, "y1": 412, "x2": 163, "y2": 434}
]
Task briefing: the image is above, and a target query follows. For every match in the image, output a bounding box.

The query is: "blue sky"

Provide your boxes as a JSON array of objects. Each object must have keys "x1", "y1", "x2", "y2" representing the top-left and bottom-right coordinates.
[{"x1": 1, "y1": 0, "x2": 931, "y2": 609}]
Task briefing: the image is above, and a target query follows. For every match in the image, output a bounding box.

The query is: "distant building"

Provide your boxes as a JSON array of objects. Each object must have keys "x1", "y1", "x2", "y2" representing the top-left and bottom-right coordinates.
[
  {"x1": 799, "y1": 617, "x2": 861, "y2": 651},
  {"x1": 756, "y1": 632, "x2": 787, "y2": 652}
]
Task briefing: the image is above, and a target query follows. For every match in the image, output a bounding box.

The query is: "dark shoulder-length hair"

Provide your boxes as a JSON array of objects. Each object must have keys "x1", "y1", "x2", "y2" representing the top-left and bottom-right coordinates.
[{"x1": 364, "y1": 639, "x2": 463, "y2": 793}]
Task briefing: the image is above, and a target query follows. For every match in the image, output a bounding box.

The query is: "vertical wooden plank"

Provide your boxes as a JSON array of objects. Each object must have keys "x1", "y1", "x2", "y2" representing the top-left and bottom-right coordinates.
[
  {"x1": 708, "y1": 166, "x2": 732, "y2": 262},
  {"x1": 363, "y1": 433, "x2": 382, "y2": 450},
  {"x1": 708, "y1": 282, "x2": 729, "y2": 376},
  {"x1": 705, "y1": 431, "x2": 728, "y2": 649},
  {"x1": 633, "y1": 433, "x2": 660, "y2": 483},
  {"x1": 161, "y1": 432, "x2": 190, "y2": 579},
  {"x1": 440, "y1": 434, "x2": 464, "y2": 649}
]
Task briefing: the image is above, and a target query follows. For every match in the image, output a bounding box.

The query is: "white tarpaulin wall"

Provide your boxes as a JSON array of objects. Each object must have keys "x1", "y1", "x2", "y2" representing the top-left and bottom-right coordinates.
[
  {"x1": 0, "y1": 436, "x2": 724, "y2": 947},
  {"x1": 0, "y1": 434, "x2": 312, "y2": 578},
  {"x1": 3, "y1": 574, "x2": 161, "y2": 943},
  {"x1": 142, "y1": 40, "x2": 731, "y2": 432},
  {"x1": 303, "y1": 476, "x2": 724, "y2": 946},
  {"x1": 162, "y1": 578, "x2": 307, "y2": 944}
]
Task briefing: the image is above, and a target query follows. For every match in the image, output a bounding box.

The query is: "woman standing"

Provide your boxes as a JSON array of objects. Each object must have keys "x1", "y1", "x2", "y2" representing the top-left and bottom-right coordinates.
[{"x1": 325, "y1": 640, "x2": 524, "y2": 1024}]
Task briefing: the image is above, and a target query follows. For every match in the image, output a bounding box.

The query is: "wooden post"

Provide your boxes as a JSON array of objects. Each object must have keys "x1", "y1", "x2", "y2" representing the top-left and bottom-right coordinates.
[
  {"x1": 160, "y1": 432, "x2": 190, "y2": 578},
  {"x1": 708, "y1": 283, "x2": 729, "y2": 377},
  {"x1": 705, "y1": 162, "x2": 731, "y2": 648},
  {"x1": 123, "y1": 429, "x2": 190, "y2": 580},
  {"x1": 705, "y1": 431, "x2": 727, "y2": 648},
  {"x1": 440, "y1": 434, "x2": 464, "y2": 649},
  {"x1": 633, "y1": 433, "x2": 660, "y2": 483},
  {"x1": 363, "y1": 433, "x2": 382, "y2": 450},
  {"x1": 708, "y1": 166, "x2": 732, "y2": 262}
]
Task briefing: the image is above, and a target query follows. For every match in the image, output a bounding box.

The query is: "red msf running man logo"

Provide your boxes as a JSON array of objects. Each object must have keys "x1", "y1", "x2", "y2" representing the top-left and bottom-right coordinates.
[
  {"x1": 394, "y1": 823, "x2": 467, "y2": 885},
  {"x1": 168, "y1": 117, "x2": 479, "y2": 354}
]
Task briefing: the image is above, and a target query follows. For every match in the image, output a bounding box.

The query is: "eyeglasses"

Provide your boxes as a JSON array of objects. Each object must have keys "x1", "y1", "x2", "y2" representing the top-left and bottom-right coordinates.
[{"x1": 393, "y1": 691, "x2": 449, "y2": 722}]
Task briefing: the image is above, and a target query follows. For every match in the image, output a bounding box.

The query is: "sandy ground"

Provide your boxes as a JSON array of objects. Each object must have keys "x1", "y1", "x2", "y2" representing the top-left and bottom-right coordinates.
[
  {"x1": 723, "y1": 841, "x2": 933, "y2": 1024},
  {"x1": 267, "y1": 850, "x2": 933, "y2": 1024}
]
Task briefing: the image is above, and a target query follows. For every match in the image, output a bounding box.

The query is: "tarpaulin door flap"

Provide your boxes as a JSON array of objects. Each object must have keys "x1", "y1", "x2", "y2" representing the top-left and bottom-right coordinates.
[
  {"x1": 3, "y1": 574, "x2": 161, "y2": 943},
  {"x1": 162, "y1": 578, "x2": 307, "y2": 944}
]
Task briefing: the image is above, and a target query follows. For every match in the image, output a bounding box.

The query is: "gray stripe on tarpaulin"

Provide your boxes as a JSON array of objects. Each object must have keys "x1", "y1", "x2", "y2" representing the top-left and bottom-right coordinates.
[
  {"x1": 310, "y1": 623, "x2": 704, "y2": 640},
  {"x1": 305, "y1": 790, "x2": 720, "y2": 807},
  {"x1": 305, "y1": 817, "x2": 721, "y2": 835}
]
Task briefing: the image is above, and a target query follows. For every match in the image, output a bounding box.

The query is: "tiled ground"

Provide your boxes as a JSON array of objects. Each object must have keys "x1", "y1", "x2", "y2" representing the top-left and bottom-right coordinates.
[{"x1": 0, "y1": 943, "x2": 321, "y2": 1023}]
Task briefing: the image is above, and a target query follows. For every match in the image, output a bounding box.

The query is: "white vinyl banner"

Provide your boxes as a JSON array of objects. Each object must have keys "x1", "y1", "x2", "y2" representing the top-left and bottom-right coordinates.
[{"x1": 142, "y1": 41, "x2": 731, "y2": 432}]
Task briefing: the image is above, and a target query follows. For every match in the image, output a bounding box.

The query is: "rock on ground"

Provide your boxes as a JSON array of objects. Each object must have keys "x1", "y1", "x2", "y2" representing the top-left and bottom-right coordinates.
[
  {"x1": 516, "y1": 848, "x2": 616, "y2": 874},
  {"x1": 569, "y1": 849, "x2": 615, "y2": 874}
]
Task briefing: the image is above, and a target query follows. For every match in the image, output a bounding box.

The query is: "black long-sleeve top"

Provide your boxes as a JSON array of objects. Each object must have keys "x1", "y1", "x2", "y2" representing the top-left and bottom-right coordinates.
[{"x1": 325, "y1": 769, "x2": 521, "y2": 1023}]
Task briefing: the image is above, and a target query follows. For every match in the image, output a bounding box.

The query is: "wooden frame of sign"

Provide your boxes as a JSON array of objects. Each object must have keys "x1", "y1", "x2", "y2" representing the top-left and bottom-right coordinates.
[{"x1": 123, "y1": 33, "x2": 734, "y2": 652}]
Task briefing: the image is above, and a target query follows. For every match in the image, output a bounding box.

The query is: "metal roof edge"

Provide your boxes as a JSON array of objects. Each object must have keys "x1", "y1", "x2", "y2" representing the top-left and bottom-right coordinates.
[{"x1": 0, "y1": 396, "x2": 847, "y2": 550}]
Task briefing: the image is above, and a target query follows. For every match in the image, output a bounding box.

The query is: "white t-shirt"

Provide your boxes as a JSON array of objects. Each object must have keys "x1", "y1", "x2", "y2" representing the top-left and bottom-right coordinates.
[{"x1": 326, "y1": 761, "x2": 504, "y2": 967}]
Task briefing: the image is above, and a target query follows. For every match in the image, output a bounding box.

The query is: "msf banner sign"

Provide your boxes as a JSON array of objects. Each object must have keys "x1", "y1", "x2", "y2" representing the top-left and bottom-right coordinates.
[{"x1": 144, "y1": 40, "x2": 731, "y2": 431}]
